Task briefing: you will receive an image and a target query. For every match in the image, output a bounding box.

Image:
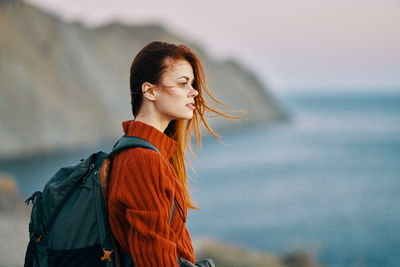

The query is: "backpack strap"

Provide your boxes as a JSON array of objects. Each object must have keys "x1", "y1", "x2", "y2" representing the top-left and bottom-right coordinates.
[
  {"x1": 169, "y1": 199, "x2": 175, "y2": 226},
  {"x1": 110, "y1": 135, "x2": 159, "y2": 157}
]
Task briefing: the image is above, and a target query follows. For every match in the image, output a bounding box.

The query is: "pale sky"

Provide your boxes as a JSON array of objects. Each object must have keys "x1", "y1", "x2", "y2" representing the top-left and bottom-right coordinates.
[{"x1": 25, "y1": 0, "x2": 400, "y2": 94}]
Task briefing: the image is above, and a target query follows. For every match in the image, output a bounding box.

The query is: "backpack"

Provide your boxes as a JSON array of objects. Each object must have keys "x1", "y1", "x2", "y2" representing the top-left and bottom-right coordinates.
[{"x1": 23, "y1": 135, "x2": 170, "y2": 267}]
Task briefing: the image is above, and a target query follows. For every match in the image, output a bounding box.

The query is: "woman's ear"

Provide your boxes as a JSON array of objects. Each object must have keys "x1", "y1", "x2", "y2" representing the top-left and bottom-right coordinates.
[{"x1": 142, "y1": 82, "x2": 157, "y2": 101}]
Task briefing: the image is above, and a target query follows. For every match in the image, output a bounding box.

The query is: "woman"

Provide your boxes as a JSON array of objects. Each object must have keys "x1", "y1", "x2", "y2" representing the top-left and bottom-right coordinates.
[{"x1": 107, "y1": 41, "x2": 245, "y2": 267}]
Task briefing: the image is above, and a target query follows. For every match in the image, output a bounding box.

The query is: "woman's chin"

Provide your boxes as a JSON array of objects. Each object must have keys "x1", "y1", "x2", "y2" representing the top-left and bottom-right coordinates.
[{"x1": 183, "y1": 112, "x2": 194, "y2": 120}]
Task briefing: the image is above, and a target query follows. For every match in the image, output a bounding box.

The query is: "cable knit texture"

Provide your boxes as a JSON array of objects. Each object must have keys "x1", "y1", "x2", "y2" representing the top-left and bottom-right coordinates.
[{"x1": 108, "y1": 120, "x2": 195, "y2": 267}]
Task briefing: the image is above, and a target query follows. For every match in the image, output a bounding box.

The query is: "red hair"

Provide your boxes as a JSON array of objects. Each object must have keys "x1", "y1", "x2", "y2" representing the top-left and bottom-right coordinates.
[{"x1": 130, "y1": 41, "x2": 247, "y2": 209}]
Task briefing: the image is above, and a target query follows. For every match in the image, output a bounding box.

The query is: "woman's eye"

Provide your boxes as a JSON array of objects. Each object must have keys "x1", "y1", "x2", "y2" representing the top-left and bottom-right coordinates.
[
  {"x1": 180, "y1": 82, "x2": 192, "y2": 88},
  {"x1": 179, "y1": 82, "x2": 195, "y2": 89}
]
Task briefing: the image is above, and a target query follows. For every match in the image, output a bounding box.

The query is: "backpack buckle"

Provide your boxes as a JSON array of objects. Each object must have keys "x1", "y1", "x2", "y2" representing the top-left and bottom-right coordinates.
[
  {"x1": 100, "y1": 248, "x2": 113, "y2": 262},
  {"x1": 30, "y1": 232, "x2": 42, "y2": 244}
]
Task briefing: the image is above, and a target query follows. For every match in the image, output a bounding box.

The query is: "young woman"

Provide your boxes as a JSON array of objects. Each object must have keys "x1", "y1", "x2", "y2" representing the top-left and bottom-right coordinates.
[{"x1": 107, "y1": 41, "x2": 245, "y2": 267}]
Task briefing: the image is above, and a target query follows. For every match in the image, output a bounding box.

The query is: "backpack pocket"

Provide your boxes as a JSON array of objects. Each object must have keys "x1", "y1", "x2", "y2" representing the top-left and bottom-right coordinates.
[{"x1": 47, "y1": 243, "x2": 106, "y2": 267}]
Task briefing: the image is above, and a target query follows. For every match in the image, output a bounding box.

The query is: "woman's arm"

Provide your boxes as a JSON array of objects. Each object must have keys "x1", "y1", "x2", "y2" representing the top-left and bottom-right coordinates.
[{"x1": 115, "y1": 148, "x2": 178, "y2": 267}]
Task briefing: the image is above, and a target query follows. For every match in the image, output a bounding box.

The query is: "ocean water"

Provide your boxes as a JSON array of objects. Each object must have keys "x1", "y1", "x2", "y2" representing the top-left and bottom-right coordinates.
[
  {"x1": 187, "y1": 92, "x2": 400, "y2": 266},
  {"x1": 1, "y1": 92, "x2": 399, "y2": 266}
]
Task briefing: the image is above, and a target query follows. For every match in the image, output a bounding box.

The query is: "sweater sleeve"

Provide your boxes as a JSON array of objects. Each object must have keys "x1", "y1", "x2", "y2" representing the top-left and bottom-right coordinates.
[{"x1": 115, "y1": 148, "x2": 178, "y2": 267}]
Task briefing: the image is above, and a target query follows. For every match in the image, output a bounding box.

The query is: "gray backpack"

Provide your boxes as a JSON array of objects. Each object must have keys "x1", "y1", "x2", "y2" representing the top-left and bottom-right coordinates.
[{"x1": 23, "y1": 135, "x2": 161, "y2": 267}]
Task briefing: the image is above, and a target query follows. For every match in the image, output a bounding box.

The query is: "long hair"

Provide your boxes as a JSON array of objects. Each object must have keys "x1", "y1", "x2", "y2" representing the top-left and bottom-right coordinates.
[{"x1": 130, "y1": 41, "x2": 247, "y2": 209}]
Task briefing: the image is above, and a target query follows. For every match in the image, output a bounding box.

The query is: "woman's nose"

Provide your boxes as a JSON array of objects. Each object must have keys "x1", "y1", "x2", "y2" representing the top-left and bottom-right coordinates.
[{"x1": 189, "y1": 86, "x2": 198, "y2": 97}]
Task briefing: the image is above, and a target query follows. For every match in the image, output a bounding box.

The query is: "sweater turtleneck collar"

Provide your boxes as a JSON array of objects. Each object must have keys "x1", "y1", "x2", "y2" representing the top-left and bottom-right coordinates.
[{"x1": 122, "y1": 120, "x2": 178, "y2": 160}]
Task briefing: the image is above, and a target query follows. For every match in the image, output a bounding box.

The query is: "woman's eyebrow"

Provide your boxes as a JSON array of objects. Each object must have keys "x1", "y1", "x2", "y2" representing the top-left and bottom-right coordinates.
[{"x1": 178, "y1": 76, "x2": 194, "y2": 82}]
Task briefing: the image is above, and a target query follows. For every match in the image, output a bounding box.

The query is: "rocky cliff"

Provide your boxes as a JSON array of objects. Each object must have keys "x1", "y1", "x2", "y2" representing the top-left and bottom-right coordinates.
[{"x1": 0, "y1": 0, "x2": 287, "y2": 158}]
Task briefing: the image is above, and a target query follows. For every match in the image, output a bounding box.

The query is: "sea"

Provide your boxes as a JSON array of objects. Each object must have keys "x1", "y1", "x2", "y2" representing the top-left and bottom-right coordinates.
[{"x1": 1, "y1": 91, "x2": 399, "y2": 266}]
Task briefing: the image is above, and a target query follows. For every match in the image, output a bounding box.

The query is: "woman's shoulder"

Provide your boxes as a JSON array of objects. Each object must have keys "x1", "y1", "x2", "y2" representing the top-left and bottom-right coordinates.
[
  {"x1": 112, "y1": 146, "x2": 173, "y2": 177},
  {"x1": 108, "y1": 146, "x2": 176, "y2": 206},
  {"x1": 115, "y1": 146, "x2": 171, "y2": 165}
]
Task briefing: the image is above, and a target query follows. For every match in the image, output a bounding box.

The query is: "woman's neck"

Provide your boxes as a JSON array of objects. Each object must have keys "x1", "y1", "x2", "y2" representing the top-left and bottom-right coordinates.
[{"x1": 133, "y1": 115, "x2": 170, "y2": 133}]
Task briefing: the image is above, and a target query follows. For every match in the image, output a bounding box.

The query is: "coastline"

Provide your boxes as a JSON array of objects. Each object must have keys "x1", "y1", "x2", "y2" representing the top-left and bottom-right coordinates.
[{"x1": 0, "y1": 177, "x2": 321, "y2": 267}]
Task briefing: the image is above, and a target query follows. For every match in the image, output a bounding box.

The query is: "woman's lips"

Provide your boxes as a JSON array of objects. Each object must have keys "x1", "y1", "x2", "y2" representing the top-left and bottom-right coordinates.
[{"x1": 186, "y1": 104, "x2": 195, "y2": 110}]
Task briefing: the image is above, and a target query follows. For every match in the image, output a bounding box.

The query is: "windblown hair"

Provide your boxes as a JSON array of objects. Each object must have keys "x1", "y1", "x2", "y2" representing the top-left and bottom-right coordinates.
[{"x1": 130, "y1": 41, "x2": 246, "y2": 209}]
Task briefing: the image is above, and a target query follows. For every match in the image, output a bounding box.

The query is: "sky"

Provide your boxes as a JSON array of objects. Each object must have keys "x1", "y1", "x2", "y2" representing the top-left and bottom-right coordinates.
[{"x1": 25, "y1": 0, "x2": 400, "y2": 94}]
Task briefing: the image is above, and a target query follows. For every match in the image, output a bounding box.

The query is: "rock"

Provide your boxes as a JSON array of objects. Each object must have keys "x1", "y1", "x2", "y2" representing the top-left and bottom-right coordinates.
[
  {"x1": 0, "y1": 173, "x2": 18, "y2": 212},
  {"x1": 282, "y1": 251, "x2": 322, "y2": 267},
  {"x1": 0, "y1": 173, "x2": 30, "y2": 215},
  {"x1": 0, "y1": 173, "x2": 17, "y2": 195},
  {"x1": 194, "y1": 238, "x2": 322, "y2": 267}
]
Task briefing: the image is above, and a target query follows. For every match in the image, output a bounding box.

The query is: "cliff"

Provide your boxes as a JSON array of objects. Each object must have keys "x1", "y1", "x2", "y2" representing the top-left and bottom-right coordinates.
[{"x1": 0, "y1": 0, "x2": 288, "y2": 158}]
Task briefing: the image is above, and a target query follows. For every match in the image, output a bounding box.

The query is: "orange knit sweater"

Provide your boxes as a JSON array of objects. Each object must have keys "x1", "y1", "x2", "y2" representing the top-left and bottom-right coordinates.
[{"x1": 108, "y1": 120, "x2": 195, "y2": 267}]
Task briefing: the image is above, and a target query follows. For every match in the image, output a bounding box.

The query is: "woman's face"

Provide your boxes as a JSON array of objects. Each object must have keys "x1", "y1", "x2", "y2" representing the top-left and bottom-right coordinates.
[{"x1": 154, "y1": 58, "x2": 199, "y2": 121}]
